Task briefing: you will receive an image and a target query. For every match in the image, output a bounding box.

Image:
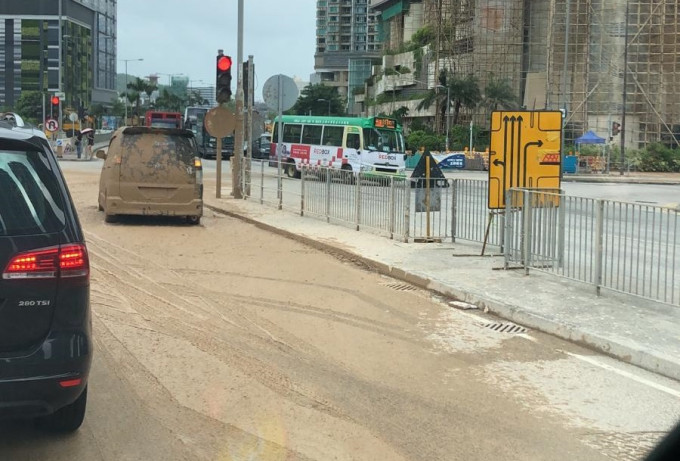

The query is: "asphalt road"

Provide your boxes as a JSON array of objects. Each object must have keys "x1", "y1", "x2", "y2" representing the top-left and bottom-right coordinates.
[{"x1": 4, "y1": 161, "x2": 677, "y2": 460}]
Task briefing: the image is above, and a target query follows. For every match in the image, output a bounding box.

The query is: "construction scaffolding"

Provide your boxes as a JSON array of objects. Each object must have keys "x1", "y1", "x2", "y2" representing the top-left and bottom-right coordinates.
[
  {"x1": 548, "y1": 0, "x2": 680, "y2": 148},
  {"x1": 412, "y1": 0, "x2": 680, "y2": 149},
  {"x1": 422, "y1": 0, "x2": 526, "y2": 127}
]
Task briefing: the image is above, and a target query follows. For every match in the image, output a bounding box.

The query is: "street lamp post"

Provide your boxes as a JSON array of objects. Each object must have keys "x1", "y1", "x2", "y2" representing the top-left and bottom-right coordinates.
[
  {"x1": 317, "y1": 98, "x2": 331, "y2": 116},
  {"x1": 121, "y1": 58, "x2": 144, "y2": 125},
  {"x1": 436, "y1": 85, "x2": 450, "y2": 152}
]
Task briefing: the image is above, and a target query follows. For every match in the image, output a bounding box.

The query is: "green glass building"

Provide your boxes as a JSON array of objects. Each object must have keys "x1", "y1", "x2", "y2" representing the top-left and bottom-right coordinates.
[{"x1": 0, "y1": 0, "x2": 117, "y2": 115}]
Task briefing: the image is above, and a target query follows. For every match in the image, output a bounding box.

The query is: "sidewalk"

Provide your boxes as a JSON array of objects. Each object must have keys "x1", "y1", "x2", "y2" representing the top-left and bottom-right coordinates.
[{"x1": 203, "y1": 185, "x2": 680, "y2": 382}]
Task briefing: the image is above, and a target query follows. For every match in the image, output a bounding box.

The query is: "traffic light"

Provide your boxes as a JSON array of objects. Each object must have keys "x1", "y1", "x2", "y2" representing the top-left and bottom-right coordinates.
[
  {"x1": 216, "y1": 54, "x2": 232, "y2": 103},
  {"x1": 50, "y1": 95, "x2": 60, "y2": 117},
  {"x1": 612, "y1": 121, "x2": 621, "y2": 136}
]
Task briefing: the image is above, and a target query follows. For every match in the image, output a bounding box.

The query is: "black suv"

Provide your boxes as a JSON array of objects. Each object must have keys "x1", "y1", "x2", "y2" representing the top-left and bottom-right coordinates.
[{"x1": 0, "y1": 114, "x2": 91, "y2": 431}]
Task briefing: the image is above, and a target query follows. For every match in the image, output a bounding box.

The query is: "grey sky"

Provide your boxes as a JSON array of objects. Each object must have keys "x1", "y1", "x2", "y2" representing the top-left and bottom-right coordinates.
[{"x1": 117, "y1": 0, "x2": 316, "y2": 98}]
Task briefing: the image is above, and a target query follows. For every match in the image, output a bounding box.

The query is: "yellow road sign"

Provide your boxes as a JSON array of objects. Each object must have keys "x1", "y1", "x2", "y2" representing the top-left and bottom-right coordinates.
[{"x1": 488, "y1": 110, "x2": 562, "y2": 209}]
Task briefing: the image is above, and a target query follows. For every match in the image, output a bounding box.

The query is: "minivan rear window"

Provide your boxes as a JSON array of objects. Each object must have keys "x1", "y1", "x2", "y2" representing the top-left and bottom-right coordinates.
[
  {"x1": 122, "y1": 133, "x2": 196, "y2": 165},
  {"x1": 0, "y1": 149, "x2": 66, "y2": 236}
]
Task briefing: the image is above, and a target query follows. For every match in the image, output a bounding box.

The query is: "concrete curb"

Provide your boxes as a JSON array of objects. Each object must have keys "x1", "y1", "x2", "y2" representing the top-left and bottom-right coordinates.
[{"x1": 205, "y1": 201, "x2": 680, "y2": 382}]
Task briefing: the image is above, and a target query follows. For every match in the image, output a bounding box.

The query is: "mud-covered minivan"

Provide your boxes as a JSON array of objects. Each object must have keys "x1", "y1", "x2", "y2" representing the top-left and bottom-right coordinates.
[{"x1": 97, "y1": 127, "x2": 203, "y2": 224}]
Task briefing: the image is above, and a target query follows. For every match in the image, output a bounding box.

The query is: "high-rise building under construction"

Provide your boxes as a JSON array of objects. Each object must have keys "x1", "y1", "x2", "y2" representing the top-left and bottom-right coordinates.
[{"x1": 376, "y1": 0, "x2": 679, "y2": 148}]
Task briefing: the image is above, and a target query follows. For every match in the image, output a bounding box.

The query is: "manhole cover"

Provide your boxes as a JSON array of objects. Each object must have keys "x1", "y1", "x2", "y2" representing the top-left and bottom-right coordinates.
[{"x1": 484, "y1": 322, "x2": 527, "y2": 334}]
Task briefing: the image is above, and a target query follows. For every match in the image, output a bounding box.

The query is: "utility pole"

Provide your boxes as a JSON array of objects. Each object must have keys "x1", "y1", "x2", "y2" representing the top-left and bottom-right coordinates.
[
  {"x1": 232, "y1": 0, "x2": 244, "y2": 198},
  {"x1": 620, "y1": 0, "x2": 630, "y2": 175},
  {"x1": 245, "y1": 55, "x2": 254, "y2": 196}
]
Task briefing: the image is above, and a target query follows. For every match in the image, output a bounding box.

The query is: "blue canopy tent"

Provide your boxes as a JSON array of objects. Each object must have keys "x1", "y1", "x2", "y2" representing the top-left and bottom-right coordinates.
[
  {"x1": 573, "y1": 130, "x2": 607, "y2": 173},
  {"x1": 575, "y1": 130, "x2": 606, "y2": 145}
]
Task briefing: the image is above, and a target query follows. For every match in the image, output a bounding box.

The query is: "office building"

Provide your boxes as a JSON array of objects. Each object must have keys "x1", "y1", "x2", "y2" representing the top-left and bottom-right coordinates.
[
  {"x1": 0, "y1": 0, "x2": 117, "y2": 114},
  {"x1": 315, "y1": 0, "x2": 382, "y2": 110}
]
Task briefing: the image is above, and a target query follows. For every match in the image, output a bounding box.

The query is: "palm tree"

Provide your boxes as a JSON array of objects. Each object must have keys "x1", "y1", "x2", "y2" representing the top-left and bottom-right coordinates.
[
  {"x1": 154, "y1": 89, "x2": 183, "y2": 112},
  {"x1": 127, "y1": 77, "x2": 154, "y2": 115},
  {"x1": 484, "y1": 74, "x2": 517, "y2": 111},
  {"x1": 144, "y1": 82, "x2": 158, "y2": 108},
  {"x1": 417, "y1": 70, "x2": 482, "y2": 130},
  {"x1": 125, "y1": 91, "x2": 140, "y2": 115}
]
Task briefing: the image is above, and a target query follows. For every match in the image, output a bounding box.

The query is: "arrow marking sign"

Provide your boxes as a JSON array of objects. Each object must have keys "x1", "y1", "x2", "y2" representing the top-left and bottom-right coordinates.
[{"x1": 488, "y1": 111, "x2": 562, "y2": 209}]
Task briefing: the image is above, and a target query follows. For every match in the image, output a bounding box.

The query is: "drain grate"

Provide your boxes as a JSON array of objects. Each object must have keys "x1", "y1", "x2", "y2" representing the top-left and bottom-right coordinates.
[
  {"x1": 382, "y1": 282, "x2": 418, "y2": 292},
  {"x1": 484, "y1": 322, "x2": 527, "y2": 334}
]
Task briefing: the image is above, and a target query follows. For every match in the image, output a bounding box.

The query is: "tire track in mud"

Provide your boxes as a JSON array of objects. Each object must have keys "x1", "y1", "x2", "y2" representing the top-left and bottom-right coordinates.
[
  {"x1": 91, "y1": 314, "x2": 315, "y2": 461},
  {"x1": 85, "y1": 229, "x2": 449, "y2": 460},
  {"x1": 87, "y1": 229, "x2": 426, "y2": 349},
  {"x1": 85, "y1": 230, "x2": 354, "y2": 421}
]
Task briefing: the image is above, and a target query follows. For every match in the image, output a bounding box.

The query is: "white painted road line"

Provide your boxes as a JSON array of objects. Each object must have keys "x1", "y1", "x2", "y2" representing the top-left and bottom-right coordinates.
[{"x1": 562, "y1": 350, "x2": 680, "y2": 398}]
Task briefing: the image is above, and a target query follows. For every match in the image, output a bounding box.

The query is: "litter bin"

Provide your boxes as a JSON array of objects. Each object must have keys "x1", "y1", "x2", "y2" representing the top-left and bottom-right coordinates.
[{"x1": 563, "y1": 155, "x2": 578, "y2": 174}]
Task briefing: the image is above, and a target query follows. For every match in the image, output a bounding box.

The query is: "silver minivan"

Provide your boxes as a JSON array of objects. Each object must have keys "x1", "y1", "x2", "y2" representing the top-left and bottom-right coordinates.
[{"x1": 97, "y1": 127, "x2": 203, "y2": 224}]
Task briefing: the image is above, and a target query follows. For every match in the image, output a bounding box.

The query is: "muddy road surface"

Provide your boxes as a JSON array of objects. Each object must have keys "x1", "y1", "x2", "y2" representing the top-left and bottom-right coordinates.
[{"x1": 2, "y1": 165, "x2": 678, "y2": 461}]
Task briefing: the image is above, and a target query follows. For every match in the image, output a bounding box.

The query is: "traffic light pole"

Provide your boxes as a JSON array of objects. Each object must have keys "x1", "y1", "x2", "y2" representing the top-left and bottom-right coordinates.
[
  {"x1": 245, "y1": 55, "x2": 254, "y2": 197},
  {"x1": 231, "y1": 0, "x2": 245, "y2": 199}
]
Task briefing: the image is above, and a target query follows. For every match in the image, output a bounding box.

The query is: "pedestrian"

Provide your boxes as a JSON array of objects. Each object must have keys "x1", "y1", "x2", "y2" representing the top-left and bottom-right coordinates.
[
  {"x1": 87, "y1": 131, "x2": 95, "y2": 159},
  {"x1": 75, "y1": 132, "x2": 83, "y2": 159}
]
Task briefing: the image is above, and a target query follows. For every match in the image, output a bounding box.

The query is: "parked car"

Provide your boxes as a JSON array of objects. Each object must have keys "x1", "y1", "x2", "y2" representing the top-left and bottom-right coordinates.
[
  {"x1": 0, "y1": 114, "x2": 92, "y2": 432},
  {"x1": 97, "y1": 126, "x2": 203, "y2": 224}
]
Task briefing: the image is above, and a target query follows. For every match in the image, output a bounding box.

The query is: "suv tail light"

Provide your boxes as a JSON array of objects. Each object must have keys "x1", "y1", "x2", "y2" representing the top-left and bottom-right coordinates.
[{"x1": 2, "y1": 244, "x2": 89, "y2": 280}]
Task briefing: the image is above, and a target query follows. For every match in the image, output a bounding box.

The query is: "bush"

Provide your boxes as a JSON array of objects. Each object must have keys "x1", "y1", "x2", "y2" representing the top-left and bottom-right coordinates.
[
  {"x1": 406, "y1": 130, "x2": 445, "y2": 152},
  {"x1": 630, "y1": 143, "x2": 680, "y2": 172}
]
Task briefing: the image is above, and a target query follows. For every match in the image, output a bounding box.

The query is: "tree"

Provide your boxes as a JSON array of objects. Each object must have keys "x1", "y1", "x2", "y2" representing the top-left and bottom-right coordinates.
[
  {"x1": 14, "y1": 91, "x2": 43, "y2": 124},
  {"x1": 126, "y1": 77, "x2": 155, "y2": 115},
  {"x1": 125, "y1": 91, "x2": 141, "y2": 115},
  {"x1": 416, "y1": 70, "x2": 482, "y2": 129},
  {"x1": 391, "y1": 106, "x2": 409, "y2": 123},
  {"x1": 186, "y1": 90, "x2": 208, "y2": 107},
  {"x1": 406, "y1": 130, "x2": 445, "y2": 152},
  {"x1": 289, "y1": 84, "x2": 345, "y2": 116},
  {"x1": 154, "y1": 89, "x2": 183, "y2": 112},
  {"x1": 110, "y1": 98, "x2": 126, "y2": 117},
  {"x1": 484, "y1": 74, "x2": 517, "y2": 111}
]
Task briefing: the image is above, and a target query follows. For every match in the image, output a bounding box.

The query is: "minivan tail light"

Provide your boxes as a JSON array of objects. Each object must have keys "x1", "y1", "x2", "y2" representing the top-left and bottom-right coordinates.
[{"x1": 2, "y1": 244, "x2": 89, "y2": 280}]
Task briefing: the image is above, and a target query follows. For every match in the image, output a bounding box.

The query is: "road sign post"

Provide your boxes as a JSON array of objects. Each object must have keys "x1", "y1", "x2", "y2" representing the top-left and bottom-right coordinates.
[
  {"x1": 205, "y1": 106, "x2": 237, "y2": 198},
  {"x1": 263, "y1": 74, "x2": 299, "y2": 207}
]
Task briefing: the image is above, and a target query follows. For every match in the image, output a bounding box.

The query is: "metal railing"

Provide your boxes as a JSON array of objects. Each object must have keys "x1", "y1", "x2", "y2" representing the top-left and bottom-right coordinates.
[
  {"x1": 242, "y1": 160, "x2": 496, "y2": 245},
  {"x1": 505, "y1": 188, "x2": 680, "y2": 306},
  {"x1": 242, "y1": 160, "x2": 679, "y2": 306}
]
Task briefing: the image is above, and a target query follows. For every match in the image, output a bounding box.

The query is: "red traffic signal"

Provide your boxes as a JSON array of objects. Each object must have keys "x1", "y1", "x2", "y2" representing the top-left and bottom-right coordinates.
[
  {"x1": 216, "y1": 54, "x2": 233, "y2": 103},
  {"x1": 217, "y1": 55, "x2": 232, "y2": 72},
  {"x1": 51, "y1": 95, "x2": 60, "y2": 106}
]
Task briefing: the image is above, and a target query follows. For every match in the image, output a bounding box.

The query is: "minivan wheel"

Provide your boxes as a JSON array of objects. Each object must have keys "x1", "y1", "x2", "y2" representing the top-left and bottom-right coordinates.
[
  {"x1": 36, "y1": 386, "x2": 87, "y2": 433},
  {"x1": 187, "y1": 215, "x2": 201, "y2": 225},
  {"x1": 104, "y1": 212, "x2": 117, "y2": 223}
]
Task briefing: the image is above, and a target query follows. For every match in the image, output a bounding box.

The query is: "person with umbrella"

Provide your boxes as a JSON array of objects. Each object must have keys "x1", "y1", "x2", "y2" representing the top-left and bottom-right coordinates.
[{"x1": 82, "y1": 128, "x2": 95, "y2": 159}]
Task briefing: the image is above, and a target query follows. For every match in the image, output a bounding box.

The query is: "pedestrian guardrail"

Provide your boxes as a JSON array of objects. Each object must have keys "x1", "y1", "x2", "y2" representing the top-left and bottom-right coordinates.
[
  {"x1": 241, "y1": 160, "x2": 679, "y2": 306},
  {"x1": 505, "y1": 188, "x2": 679, "y2": 306}
]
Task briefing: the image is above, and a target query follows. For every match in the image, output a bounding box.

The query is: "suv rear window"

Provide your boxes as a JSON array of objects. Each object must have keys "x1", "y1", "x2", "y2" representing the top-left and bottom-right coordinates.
[{"x1": 0, "y1": 149, "x2": 66, "y2": 236}]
